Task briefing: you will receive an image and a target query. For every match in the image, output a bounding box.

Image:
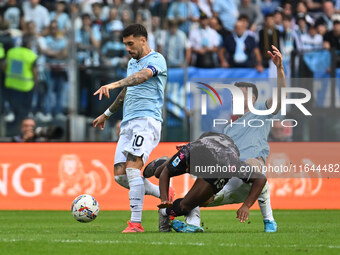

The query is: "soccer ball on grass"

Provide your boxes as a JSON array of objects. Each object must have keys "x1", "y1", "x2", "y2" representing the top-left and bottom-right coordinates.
[{"x1": 71, "y1": 194, "x2": 99, "y2": 223}]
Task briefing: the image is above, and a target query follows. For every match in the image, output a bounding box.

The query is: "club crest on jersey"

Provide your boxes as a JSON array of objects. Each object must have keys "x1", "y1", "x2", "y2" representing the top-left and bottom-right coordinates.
[{"x1": 172, "y1": 156, "x2": 181, "y2": 167}]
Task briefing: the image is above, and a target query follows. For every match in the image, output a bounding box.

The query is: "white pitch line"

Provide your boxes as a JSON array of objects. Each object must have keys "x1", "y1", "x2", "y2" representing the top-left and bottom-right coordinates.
[{"x1": 0, "y1": 238, "x2": 339, "y2": 249}]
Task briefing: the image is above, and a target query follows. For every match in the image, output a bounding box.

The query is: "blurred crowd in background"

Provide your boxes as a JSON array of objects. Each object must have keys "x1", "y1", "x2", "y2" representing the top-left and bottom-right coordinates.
[{"x1": 1, "y1": 0, "x2": 340, "y2": 142}]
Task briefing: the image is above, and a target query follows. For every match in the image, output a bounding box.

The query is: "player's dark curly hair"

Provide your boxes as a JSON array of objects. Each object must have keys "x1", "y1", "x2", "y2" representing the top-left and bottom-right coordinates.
[
  {"x1": 122, "y1": 24, "x2": 148, "y2": 39},
  {"x1": 234, "y1": 82, "x2": 258, "y2": 101}
]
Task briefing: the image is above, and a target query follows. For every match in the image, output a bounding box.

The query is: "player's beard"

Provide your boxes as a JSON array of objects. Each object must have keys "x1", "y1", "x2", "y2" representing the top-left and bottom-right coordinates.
[{"x1": 130, "y1": 48, "x2": 143, "y2": 60}]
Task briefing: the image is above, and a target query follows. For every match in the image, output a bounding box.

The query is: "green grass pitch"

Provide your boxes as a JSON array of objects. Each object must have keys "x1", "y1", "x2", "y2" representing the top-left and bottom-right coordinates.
[{"x1": 0, "y1": 210, "x2": 339, "y2": 255}]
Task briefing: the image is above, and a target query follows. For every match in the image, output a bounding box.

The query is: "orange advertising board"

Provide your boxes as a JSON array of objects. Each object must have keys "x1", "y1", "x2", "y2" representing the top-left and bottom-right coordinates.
[{"x1": 0, "y1": 142, "x2": 339, "y2": 210}]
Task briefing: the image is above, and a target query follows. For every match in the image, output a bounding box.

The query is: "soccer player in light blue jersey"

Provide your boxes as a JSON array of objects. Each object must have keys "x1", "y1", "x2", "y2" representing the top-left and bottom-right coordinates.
[
  {"x1": 205, "y1": 45, "x2": 285, "y2": 232},
  {"x1": 93, "y1": 24, "x2": 170, "y2": 233}
]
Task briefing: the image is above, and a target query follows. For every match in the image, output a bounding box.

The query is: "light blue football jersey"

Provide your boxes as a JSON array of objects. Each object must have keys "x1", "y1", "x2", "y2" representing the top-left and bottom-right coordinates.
[
  {"x1": 224, "y1": 102, "x2": 275, "y2": 162},
  {"x1": 122, "y1": 50, "x2": 167, "y2": 124}
]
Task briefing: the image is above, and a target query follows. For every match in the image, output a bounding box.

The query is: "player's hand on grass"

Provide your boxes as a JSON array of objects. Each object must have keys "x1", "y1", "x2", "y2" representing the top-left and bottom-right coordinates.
[
  {"x1": 267, "y1": 45, "x2": 283, "y2": 69},
  {"x1": 237, "y1": 204, "x2": 249, "y2": 223},
  {"x1": 157, "y1": 201, "x2": 173, "y2": 208},
  {"x1": 93, "y1": 114, "x2": 109, "y2": 130},
  {"x1": 93, "y1": 83, "x2": 116, "y2": 100}
]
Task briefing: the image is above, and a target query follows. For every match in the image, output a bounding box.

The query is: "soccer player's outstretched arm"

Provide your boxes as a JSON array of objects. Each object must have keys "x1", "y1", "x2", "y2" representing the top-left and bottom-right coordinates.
[
  {"x1": 266, "y1": 45, "x2": 287, "y2": 115},
  {"x1": 93, "y1": 68, "x2": 153, "y2": 100},
  {"x1": 237, "y1": 172, "x2": 267, "y2": 223},
  {"x1": 93, "y1": 88, "x2": 127, "y2": 130},
  {"x1": 158, "y1": 166, "x2": 172, "y2": 208}
]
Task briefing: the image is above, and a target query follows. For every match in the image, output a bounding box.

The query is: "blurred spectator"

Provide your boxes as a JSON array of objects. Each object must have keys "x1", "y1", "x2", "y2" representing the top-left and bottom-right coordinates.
[
  {"x1": 295, "y1": 13, "x2": 309, "y2": 42},
  {"x1": 189, "y1": 13, "x2": 219, "y2": 68},
  {"x1": 69, "y1": 3, "x2": 82, "y2": 31},
  {"x1": 273, "y1": 8, "x2": 284, "y2": 32},
  {"x1": 268, "y1": 120, "x2": 292, "y2": 142},
  {"x1": 100, "y1": 22, "x2": 127, "y2": 68},
  {"x1": 0, "y1": 13, "x2": 14, "y2": 54},
  {"x1": 158, "y1": 20, "x2": 189, "y2": 67},
  {"x1": 50, "y1": 0, "x2": 69, "y2": 35},
  {"x1": 315, "y1": 0, "x2": 339, "y2": 31},
  {"x1": 299, "y1": 24, "x2": 330, "y2": 76},
  {"x1": 282, "y1": 2, "x2": 293, "y2": 17},
  {"x1": 1, "y1": 0, "x2": 25, "y2": 31},
  {"x1": 76, "y1": 13, "x2": 101, "y2": 66},
  {"x1": 41, "y1": 20, "x2": 68, "y2": 121},
  {"x1": 213, "y1": 0, "x2": 238, "y2": 31},
  {"x1": 12, "y1": 117, "x2": 40, "y2": 142},
  {"x1": 210, "y1": 16, "x2": 231, "y2": 68},
  {"x1": 324, "y1": 20, "x2": 340, "y2": 51},
  {"x1": 79, "y1": 0, "x2": 109, "y2": 20},
  {"x1": 110, "y1": 0, "x2": 133, "y2": 23},
  {"x1": 25, "y1": 21, "x2": 49, "y2": 120},
  {"x1": 323, "y1": 19, "x2": 340, "y2": 68},
  {"x1": 101, "y1": 7, "x2": 123, "y2": 40},
  {"x1": 12, "y1": 117, "x2": 34, "y2": 142},
  {"x1": 221, "y1": 19, "x2": 263, "y2": 71},
  {"x1": 210, "y1": 16, "x2": 231, "y2": 39},
  {"x1": 92, "y1": 2, "x2": 104, "y2": 30},
  {"x1": 4, "y1": 36, "x2": 37, "y2": 126},
  {"x1": 135, "y1": 8, "x2": 153, "y2": 48},
  {"x1": 300, "y1": 24, "x2": 323, "y2": 51},
  {"x1": 238, "y1": 0, "x2": 263, "y2": 32},
  {"x1": 121, "y1": 8, "x2": 133, "y2": 28},
  {"x1": 0, "y1": 13, "x2": 15, "y2": 122},
  {"x1": 23, "y1": 0, "x2": 50, "y2": 36},
  {"x1": 259, "y1": 13, "x2": 281, "y2": 68},
  {"x1": 280, "y1": 15, "x2": 300, "y2": 77},
  {"x1": 150, "y1": 0, "x2": 170, "y2": 28},
  {"x1": 295, "y1": 1, "x2": 315, "y2": 26},
  {"x1": 316, "y1": 22, "x2": 328, "y2": 36},
  {"x1": 167, "y1": 0, "x2": 200, "y2": 35}
]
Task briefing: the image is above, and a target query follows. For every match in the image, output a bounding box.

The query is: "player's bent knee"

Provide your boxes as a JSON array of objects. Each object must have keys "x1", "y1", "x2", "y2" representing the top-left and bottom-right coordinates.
[
  {"x1": 126, "y1": 153, "x2": 143, "y2": 169},
  {"x1": 114, "y1": 162, "x2": 126, "y2": 176},
  {"x1": 114, "y1": 175, "x2": 129, "y2": 189}
]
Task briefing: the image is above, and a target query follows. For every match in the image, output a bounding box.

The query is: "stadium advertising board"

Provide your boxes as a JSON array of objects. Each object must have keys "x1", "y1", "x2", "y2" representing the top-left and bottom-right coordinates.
[{"x1": 0, "y1": 142, "x2": 339, "y2": 210}]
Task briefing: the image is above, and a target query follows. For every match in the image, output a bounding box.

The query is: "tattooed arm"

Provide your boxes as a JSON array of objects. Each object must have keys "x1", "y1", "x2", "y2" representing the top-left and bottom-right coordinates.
[
  {"x1": 93, "y1": 87, "x2": 126, "y2": 130},
  {"x1": 108, "y1": 87, "x2": 127, "y2": 113},
  {"x1": 93, "y1": 68, "x2": 153, "y2": 100}
]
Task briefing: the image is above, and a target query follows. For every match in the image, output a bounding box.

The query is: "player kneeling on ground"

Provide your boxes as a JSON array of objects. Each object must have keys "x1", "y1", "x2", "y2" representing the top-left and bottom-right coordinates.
[{"x1": 148, "y1": 132, "x2": 266, "y2": 232}]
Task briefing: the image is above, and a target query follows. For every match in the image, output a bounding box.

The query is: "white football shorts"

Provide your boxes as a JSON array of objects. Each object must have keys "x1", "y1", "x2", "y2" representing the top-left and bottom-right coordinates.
[{"x1": 114, "y1": 117, "x2": 161, "y2": 165}]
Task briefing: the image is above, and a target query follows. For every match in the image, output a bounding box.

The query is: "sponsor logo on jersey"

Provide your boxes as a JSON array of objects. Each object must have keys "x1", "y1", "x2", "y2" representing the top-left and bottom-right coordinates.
[{"x1": 172, "y1": 156, "x2": 180, "y2": 167}]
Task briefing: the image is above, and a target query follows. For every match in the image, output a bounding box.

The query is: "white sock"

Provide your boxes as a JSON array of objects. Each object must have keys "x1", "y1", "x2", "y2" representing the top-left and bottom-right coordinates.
[
  {"x1": 258, "y1": 182, "x2": 275, "y2": 221},
  {"x1": 143, "y1": 177, "x2": 160, "y2": 198},
  {"x1": 160, "y1": 208, "x2": 167, "y2": 216},
  {"x1": 185, "y1": 206, "x2": 201, "y2": 227},
  {"x1": 126, "y1": 168, "x2": 145, "y2": 223},
  {"x1": 114, "y1": 175, "x2": 160, "y2": 198},
  {"x1": 114, "y1": 175, "x2": 129, "y2": 189}
]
